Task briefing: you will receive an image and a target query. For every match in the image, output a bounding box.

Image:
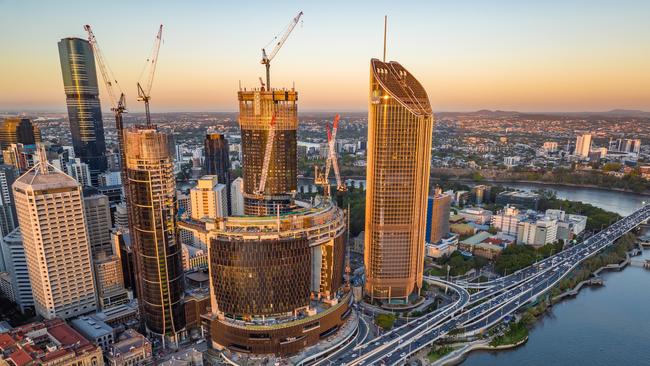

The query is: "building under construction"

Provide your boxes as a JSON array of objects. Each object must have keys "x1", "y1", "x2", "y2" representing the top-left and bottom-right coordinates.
[
  {"x1": 180, "y1": 88, "x2": 350, "y2": 356},
  {"x1": 239, "y1": 89, "x2": 298, "y2": 216}
]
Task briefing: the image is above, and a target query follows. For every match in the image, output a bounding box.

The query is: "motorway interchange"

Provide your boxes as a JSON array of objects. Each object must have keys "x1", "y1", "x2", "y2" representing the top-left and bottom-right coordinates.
[{"x1": 315, "y1": 204, "x2": 650, "y2": 366}]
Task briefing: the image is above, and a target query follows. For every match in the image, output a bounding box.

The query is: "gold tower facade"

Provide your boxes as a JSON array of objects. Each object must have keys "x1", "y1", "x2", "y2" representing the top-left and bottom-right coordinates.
[{"x1": 364, "y1": 59, "x2": 434, "y2": 302}]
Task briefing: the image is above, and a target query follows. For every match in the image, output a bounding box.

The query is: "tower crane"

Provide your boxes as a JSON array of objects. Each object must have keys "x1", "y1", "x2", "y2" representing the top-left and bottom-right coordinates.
[
  {"x1": 256, "y1": 114, "x2": 277, "y2": 196},
  {"x1": 261, "y1": 11, "x2": 303, "y2": 90},
  {"x1": 84, "y1": 25, "x2": 127, "y2": 194},
  {"x1": 314, "y1": 114, "x2": 346, "y2": 197},
  {"x1": 137, "y1": 24, "x2": 163, "y2": 128}
]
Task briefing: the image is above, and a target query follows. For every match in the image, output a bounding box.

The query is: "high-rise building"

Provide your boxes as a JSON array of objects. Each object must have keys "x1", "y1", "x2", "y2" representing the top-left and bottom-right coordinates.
[
  {"x1": 0, "y1": 228, "x2": 34, "y2": 313},
  {"x1": 203, "y1": 133, "x2": 231, "y2": 214},
  {"x1": 123, "y1": 126, "x2": 185, "y2": 345},
  {"x1": 230, "y1": 177, "x2": 244, "y2": 216},
  {"x1": 58, "y1": 37, "x2": 107, "y2": 185},
  {"x1": 94, "y1": 252, "x2": 130, "y2": 310},
  {"x1": 364, "y1": 59, "x2": 434, "y2": 302},
  {"x1": 13, "y1": 161, "x2": 97, "y2": 319},
  {"x1": 190, "y1": 175, "x2": 227, "y2": 221},
  {"x1": 188, "y1": 87, "x2": 349, "y2": 356},
  {"x1": 609, "y1": 138, "x2": 641, "y2": 155},
  {"x1": 0, "y1": 164, "x2": 18, "y2": 237},
  {"x1": 574, "y1": 133, "x2": 592, "y2": 158},
  {"x1": 425, "y1": 192, "x2": 452, "y2": 244},
  {"x1": 0, "y1": 117, "x2": 40, "y2": 150},
  {"x1": 83, "y1": 191, "x2": 113, "y2": 258},
  {"x1": 238, "y1": 89, "x2": 298, "y2": 215}
]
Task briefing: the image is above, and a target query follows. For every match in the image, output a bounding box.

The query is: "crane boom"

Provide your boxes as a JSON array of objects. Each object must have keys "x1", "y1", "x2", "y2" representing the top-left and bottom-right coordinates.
[
  {"x1": 138, "y1": 24, "x2": 163, "y2": 127},
  {"x1": 257, "y1": 114, "x2": 277, "y2": 195},
  {"x1": 84, "y1": 25, "x2": 128, "y2": 200},
  {"x1": 260, "y1": 11, "x2": 303, "y2": 89}
]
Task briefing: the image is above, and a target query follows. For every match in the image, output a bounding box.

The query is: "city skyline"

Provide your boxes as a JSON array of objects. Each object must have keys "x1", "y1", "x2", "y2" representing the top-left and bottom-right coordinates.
[{"x1": 1, "y1": 0, "x2": 649, "y2": 113}]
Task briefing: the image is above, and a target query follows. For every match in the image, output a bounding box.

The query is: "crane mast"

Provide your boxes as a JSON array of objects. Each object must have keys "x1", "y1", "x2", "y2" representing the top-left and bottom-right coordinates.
[
  {"x1": 315, "y1": 114, "x2": 346, "y2": 197},
  {"x1": 84, "y1": 25, "x2": 128, "y2": 197},
  {"x1": 256, "y1": 114, "x2": 277, "y2": 195},
  {"x1": 260, "y1": 11, "x2": 303, "y2": 90},
  {"x1": 137, "y1": 24, "x2": 163, "y2": 128}
]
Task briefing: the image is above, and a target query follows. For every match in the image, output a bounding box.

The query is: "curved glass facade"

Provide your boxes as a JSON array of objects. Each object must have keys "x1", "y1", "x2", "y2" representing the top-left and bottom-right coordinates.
[
  {"x1": 58, "y1": 38, "x2": 107, "y2": 184},
  {"x1": 124, "y1": 127, "x2": 185, "y2": 338},
  {"x1": 364, "y1": 59, "x2": 434, "y2": 302}
]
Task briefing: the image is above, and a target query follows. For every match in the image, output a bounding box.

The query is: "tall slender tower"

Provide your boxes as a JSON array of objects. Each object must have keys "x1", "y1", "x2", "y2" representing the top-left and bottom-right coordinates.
[
  {"x1": 13, "y1": 160, "x2": 97, "y2": 319},
  {"x1": 58, "y1": 38, "x2": 108, "y2": 185},
  {"x1": 238, "y1": 89, "x2": 298, "y2": 215},
  {"x1": 123, "y1": 126, "x2": 185, "y2": 345},
  {"x1": 203, "y1": 133, "x2": 231, "y2": 214},
  {"x1": 364, "y1": 59, "x2": 434, "y2": 302}
]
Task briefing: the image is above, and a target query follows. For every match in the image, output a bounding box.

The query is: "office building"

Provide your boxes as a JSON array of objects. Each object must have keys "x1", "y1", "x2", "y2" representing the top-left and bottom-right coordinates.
[
  {"x1": 609, "y1": 138, "x2": 641, "y2": 155},
  {"x1": 230, "y1": 176, "x2": 244, "y2": 216},
  {"x1": 0, "y1": 164, "x2": 17, "y2": 237},
  {"x1": 204, "y1": 133, "x2": 231, "y2": 214},
  {"x1": 517, "y1": 218, "x2": 558, "y2": 247},
  {"x1": 0, "y1": 117, "x2": 40, "y2": 150},
  {"x1": 123, "y1": 126, "x2": 185, "y2": 345},
  {"x1": 574, "y1": 133, "x2": 592, "y2": 158},
  {"x1": 13, "y1": 160, "x2": 97, "y2": 319},
  {"x1": 364, "y1": 59, "x2": 434, "y2": 302},
  {"x1": 190, "y1": 175, "x2": 228, "y2": 221},
  {"x1": 425, "y1": 192, "x2": 452, "y2": 243},
  {"x1": 94, "y1": 252, "x2": 130, "y2": 309},
  {"x1": 459, "y1": 207, "x2": 493, "y2": 225},
  {"x1": 83, "y1": 191, "x2": 113, "y2": 258},
  {"x1": 58, "y1": 37, "x2": 107, "y2": 185},
  {"x1": 68, "y1": 158, "x2": 93, "y2": 187},
  {"x1": 238, "y1": 89, "x2": 298, "y2": 215},
  {"x1": 491, "y1": 205, "x2": 522, "y2": 236},
  {"x1": 496, "y1": 190, "x2": 540, "y2": 210},
  {"x1": 0, "y1": 228, "x2": 33, "y2": 313}
]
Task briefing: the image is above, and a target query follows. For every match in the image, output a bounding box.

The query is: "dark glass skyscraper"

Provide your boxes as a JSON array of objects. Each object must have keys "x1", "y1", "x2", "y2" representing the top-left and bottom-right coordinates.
[
  {"x1": 203, "y1": 133, "x2": 231, "y2": 214},
  {"x1": 58, "y1": 38, "x2": 107, "y2": 185}
]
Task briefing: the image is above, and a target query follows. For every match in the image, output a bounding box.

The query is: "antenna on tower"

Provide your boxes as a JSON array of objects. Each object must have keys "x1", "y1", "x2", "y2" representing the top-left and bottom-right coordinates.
[
  {"x1": 37, "y1": 143, "x2": 48, "y2": 174},
  {"x1": 383, "y1": 15, "x2": 388, "y2": 62}
]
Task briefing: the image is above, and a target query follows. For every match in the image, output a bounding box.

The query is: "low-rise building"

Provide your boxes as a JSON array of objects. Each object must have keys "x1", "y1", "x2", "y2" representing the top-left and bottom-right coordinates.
[
  {"x1": 425, "y1": 234, "x2": 459, "y2": 259},
  {"x1": 0, "y1": 318, "x2": 104, "y2": 366},
  {"x1": 496, "y1": 191, "x2": 540, "y2": 210},
  {"x1": 459, "y1": 207, "x2": 493, "y2": 225},
  {"x1": 106, "y1": 329, "x2": 152, "y2": 366},
  {"x1": 70, "y1": 315, "x2": 116, "y2": 351}
]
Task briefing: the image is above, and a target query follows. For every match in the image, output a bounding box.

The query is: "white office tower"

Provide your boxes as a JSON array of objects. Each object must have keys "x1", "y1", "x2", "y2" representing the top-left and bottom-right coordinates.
[
  {"x1": 574, "y1": 134, "x2": 592, "y2": 158},
  {"x1": 13, "y1": 160, "x2": 97, "y2": 319},
  {"x1": 0, "y1": 228, "x2": 34, "y2": 313},
  {"x1": 230, "y1": 176, "x2": 244, "y2": 216},
  {"x1": 67, "y1": 157, "x2": 92, "y2": 187},
  {"x1": 190, "y1": 175, "x2": 227, "y2": 220}
]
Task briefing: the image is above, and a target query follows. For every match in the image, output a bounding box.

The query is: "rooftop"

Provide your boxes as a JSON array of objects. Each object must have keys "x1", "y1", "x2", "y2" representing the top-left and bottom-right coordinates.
[{"x1": 71, "y1": 316, "x2": 114, "y2": 339}]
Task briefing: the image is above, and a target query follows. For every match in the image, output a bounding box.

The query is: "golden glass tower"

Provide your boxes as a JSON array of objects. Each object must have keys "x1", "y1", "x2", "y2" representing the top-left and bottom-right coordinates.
[{"x1": 364, "y1": 59, "x2": 434, "y2": 302}]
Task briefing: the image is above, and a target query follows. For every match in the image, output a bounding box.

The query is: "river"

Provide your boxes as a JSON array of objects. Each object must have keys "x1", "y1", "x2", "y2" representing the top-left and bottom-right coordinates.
[{"x1": 462, "y1": 183, "x2": 650, "y2": 366}]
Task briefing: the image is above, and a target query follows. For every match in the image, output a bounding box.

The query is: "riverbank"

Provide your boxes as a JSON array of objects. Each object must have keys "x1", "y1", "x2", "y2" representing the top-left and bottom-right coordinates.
[
  {"x1": 431, "y1": 234, "x2": 640, "y2": 365},
  {"x1": 430, "y1": 177, "x2": 650, "y2": 196},
  {"x1": 436, "y1": 336, "x2": 529, "y2": 366}
]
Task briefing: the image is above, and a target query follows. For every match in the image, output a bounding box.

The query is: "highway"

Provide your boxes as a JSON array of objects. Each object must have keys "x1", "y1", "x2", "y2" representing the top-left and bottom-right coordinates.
[{"x1": 338, "y1": 204, "x2": 650, "y2": 366}]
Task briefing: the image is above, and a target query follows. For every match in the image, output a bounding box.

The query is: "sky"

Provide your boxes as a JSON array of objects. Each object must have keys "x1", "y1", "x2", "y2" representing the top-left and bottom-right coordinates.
[{"x1": 1, "y1": 0, "x2": 649, "y2": 113}]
